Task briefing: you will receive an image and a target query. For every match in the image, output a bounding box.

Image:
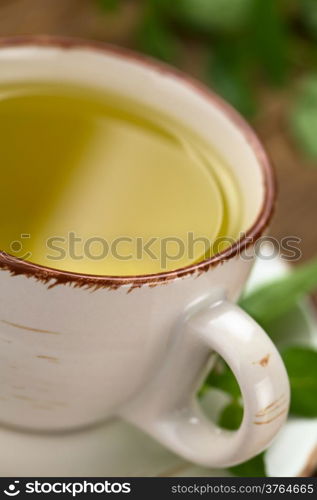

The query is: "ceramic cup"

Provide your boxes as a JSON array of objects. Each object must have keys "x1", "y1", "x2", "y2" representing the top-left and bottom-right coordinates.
[{"x1": 0, "y1": 37, "x2": 290, "y2": 468}]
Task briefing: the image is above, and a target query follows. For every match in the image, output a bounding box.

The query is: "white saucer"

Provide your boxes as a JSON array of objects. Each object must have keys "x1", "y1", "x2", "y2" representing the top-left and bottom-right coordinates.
[{"x1": 1, "y1": 256, "x2": 316, "y2": 477}]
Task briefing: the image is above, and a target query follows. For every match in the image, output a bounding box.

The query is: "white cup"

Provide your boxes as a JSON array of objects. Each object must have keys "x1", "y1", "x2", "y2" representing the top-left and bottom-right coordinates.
[{"x1": 0, "y1": 36, "x2": 289, "y2": 468}]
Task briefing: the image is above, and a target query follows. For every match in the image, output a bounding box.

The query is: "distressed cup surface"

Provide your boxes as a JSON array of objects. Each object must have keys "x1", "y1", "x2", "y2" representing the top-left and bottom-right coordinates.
[{"x1": 0, "y1": 37, "x2": 288, "y2": 468}]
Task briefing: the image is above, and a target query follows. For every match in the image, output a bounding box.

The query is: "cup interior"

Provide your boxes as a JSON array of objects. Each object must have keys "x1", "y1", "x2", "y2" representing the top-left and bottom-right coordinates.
[{"x1": 0, "y1": 38, "x2": 274, "y2": 282}]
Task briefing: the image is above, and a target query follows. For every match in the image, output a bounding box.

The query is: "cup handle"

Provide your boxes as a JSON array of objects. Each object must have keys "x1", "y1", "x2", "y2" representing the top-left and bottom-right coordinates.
[{"x1": 120, "y1": 299, "x2": 290, "y2": 467}]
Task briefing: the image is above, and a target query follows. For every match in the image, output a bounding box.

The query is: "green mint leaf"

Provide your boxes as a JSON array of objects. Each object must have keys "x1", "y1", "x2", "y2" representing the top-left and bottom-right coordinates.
[
  {"x1": 174, "y1": 0, "x2": 252, "y2": 34},
  {"x1": 282, "y1": 346, "x2": 317, "y2": 417},
  {"x1": 229, "y1": 453, "x2": 266, "y2": 477},
  {"x1": 206, "y1": 42, "x2": 257, "y2": 117},
  {"x1": 295, "y1": 74, "x2": 317, "y2": 102},
  {"x1": 290, "y1": 74, "x2": 317, "y2": 159},
  {"x1": 291, "y1": 102, "x2": 317, "y2": 158},
  {"x1": 203, "y1": 358, "x2": 241, "y2": 399},
  {"x1": 218, "y1": 401, "x2": 243, "y2": 430},
  {"x1": 249, "y1": 0, "x2": 289, "y2": 85},
  {"x1": 136, "y1": 13, "x2": 180, "y2": 64},
  {"x1": 239, "y1": 257, "x2": 317, "y2": 330},
  {"x1": 300, "y1": 0, "x2": 317, "y2": 40},
  {"x1": 98, "y1": 0, "x2": 119, "y2": 12}
]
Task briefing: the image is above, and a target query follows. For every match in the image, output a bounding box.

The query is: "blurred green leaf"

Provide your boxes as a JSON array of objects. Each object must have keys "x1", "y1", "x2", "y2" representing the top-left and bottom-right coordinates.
[
  {"x1": 98, "y1": 0, "x2": 119, "y2": 12},
  {"x1": 291, "y1": 102, "x2": 317, "y2": 158},
  {"x1": 218, "y1": 401, "x2": 243, "y2": 430},
  {"x1": 300, "y1": 0, "x2": 317, "y2": 40},
  {"x1": 296, "y1": 74, "x2": 317, "y2": 102},
  {"x1": 203, "y1": 358, "x2": 241, "y2": 398},
  {"x1": 288, "y1": 36, "x2": 317, "y2": 72},
  {"x1": 206, "y1": 42, "x2": 257, "y2": 117},
  {"x1": 173, "y1": 0, "x2": 253, "y2": 34},
  {"x1": 249, "y1": 0, "x2": 289, "y2": 85},
  {"x1": 290, "y1": 74, "x2": 317, "y2": 158},
  {"x1": 136, "y1": 12, "x2": 180, "y2": 63},
  {"x1": 229, "y1": 453, "x2": 266, "y2": 477},
  {"x1": 239, "y1": 256, "x2": 317, "y2": 330},
  {"x1": 282, "y1": 346, "x2": 317, "y2": 417}
]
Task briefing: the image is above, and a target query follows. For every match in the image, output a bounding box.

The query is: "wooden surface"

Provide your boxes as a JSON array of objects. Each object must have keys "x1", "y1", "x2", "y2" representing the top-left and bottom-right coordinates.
[{"x1": 255, "y1": 90, "x2": 317, "y2": 263}]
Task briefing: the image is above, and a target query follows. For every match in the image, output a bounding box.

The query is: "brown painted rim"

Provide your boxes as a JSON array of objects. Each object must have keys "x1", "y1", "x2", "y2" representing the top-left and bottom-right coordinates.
[{"x1": 0, "y1": 35, "x2": 276, "y2": 290}]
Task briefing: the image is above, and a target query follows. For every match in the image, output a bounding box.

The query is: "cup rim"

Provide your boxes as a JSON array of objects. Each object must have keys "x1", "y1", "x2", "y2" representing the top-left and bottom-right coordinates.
[{"x1": 0, "y1": 35, "x2": 276, "y2": 290}]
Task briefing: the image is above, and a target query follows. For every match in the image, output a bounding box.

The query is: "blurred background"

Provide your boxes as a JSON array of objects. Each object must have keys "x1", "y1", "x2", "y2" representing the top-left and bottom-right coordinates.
[{"x1": 0, "y1": 0, "x2": 316, "y2": 279}]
